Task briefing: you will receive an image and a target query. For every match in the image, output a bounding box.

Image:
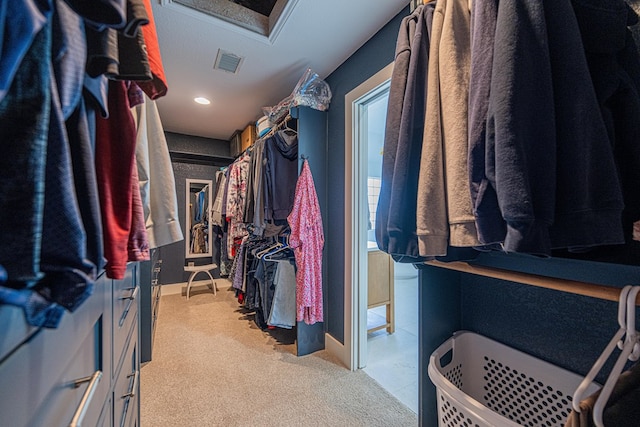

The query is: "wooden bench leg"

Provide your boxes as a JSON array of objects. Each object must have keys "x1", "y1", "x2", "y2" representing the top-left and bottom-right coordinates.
[
  {"x1": 386, "y1": 301, "x2": 395, "y2": 334},
  {"x1": 203, "y1": 270, "x2": 217, "y2": 295}
]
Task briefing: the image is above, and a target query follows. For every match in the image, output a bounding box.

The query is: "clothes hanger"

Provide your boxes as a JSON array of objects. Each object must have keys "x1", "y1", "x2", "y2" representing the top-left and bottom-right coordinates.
[
  {"x1": 263, "y1": 244, "x2": 291, "y2": 261},
  {"x1": 284, "y1": 115, "x2": 297, "y2": 135},
  {"x1": 256, "y1": 240, "x2": 283, "y2": 259},
  {"x1": 572, "y1": 285, "x2": 632, "y2": 413},
  {"x1": 259, "y1": 233, "x2": 291, "y2": 260},
  {"x1": 592, "y1": 286, "x2": 640, "y2": 427}
]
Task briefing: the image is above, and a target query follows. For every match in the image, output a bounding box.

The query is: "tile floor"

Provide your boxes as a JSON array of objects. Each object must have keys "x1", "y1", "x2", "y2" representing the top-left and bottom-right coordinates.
[{"x1": 364, "y1": 264, "x2": 419, "y2": 414}]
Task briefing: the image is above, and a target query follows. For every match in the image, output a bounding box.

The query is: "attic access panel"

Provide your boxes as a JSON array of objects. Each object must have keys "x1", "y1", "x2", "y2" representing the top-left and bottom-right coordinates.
[
  {"x1": 229, "y1": 0, "x2": 277, "y2": 17},
  {"x1": 173, "y1": 0, "x2": 290, "y2": 37}
]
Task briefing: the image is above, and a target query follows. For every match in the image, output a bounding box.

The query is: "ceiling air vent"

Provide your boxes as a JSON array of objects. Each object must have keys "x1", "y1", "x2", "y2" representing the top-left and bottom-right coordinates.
[{"x1": 213, "y1": 49, "x2": 243, "y2": 74}]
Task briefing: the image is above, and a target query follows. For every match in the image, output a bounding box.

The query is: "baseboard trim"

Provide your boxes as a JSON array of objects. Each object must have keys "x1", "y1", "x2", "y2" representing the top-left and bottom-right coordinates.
[
  {"x1": 160, "y1": 280, "x2": 210, "y2": 296},
  {"x1": 325, "y1": 333, "x2": 350, "y2": 370},
  {"x1": 161, "y1": 278, "x2": 232, "y2": 297},
  {"x1": 161, "y1": 282, "x2": 186, "y2": 296}
]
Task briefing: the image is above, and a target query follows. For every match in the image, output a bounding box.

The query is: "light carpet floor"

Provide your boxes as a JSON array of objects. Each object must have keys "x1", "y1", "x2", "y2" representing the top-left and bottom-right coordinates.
[{"x1": 140, "y1": 280, "x2": 418, "y2": 426}]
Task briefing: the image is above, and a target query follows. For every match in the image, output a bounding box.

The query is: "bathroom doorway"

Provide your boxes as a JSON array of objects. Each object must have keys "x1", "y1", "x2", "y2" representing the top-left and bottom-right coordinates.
[{"x1": 344, "y1": 63, "x2": 419, "y2": 413}]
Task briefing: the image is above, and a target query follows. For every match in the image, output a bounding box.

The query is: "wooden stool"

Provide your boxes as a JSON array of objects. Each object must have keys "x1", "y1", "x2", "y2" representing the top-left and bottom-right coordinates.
[{"x1": 184, "y1": 263, "x2": 218, "y2": 300}]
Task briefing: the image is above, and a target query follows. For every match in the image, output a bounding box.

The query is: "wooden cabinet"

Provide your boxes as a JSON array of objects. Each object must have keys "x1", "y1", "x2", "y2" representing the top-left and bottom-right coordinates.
[
  {"x1": 240, "y1": 123, "x2": 256, "y2": 152},
  {"x1": 0, "y1": 263, "x2": 140, "y2": 427},
  {"x1": 367, "y1": 248, "x2": 395, "y2": 334}
]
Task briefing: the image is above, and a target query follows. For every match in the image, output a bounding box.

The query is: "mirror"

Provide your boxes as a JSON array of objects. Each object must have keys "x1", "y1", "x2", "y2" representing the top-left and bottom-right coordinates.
[{"x1": 185, "y1": 179, "x2": 212, "y2": 259}]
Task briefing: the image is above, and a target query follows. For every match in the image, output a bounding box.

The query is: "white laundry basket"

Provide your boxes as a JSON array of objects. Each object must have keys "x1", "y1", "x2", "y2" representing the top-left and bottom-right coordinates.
[{"x1": 428, "y1": 331, "x2": 601, "y2": 427}]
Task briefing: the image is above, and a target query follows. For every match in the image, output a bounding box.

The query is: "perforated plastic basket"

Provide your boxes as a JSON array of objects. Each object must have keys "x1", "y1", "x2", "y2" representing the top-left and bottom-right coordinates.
[{"x1": 428, "y1": 331, "x2": 601, "y2": 427}]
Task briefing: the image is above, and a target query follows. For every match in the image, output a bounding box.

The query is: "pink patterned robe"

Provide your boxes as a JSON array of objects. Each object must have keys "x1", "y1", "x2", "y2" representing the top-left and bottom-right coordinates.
[{"x1": 287, "y1": 160, "x2": 324, "y2": 325}]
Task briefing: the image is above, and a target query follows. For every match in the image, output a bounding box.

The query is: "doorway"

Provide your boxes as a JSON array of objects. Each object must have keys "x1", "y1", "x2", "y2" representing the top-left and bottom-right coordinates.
[{"x1": 344, "y1": 63, "x2": 419, "y2": 413}]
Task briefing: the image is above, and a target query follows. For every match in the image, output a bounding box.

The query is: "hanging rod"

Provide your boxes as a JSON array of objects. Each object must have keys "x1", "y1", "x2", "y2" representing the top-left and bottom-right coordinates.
[{"x1": 425, "y1": 260, "x2": 640, "y2": 304}]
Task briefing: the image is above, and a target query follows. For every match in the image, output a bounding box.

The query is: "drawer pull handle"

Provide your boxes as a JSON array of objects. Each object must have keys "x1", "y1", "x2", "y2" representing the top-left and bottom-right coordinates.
[
  {"x1": 119, "y1": 370, "x2": 139, "y2": 427},
  {"x1": 122, "y1": 369, "x2": 139, "y2": 399},
  {"x1": 119, "y1": 286, "x2": 139, "y2": 301},
  {"x1": 119, "y1": 286, "x2": 139, "y2": 327},
  {"x1": 69, "y1": 370, "x2": 102, "y2": 427}
]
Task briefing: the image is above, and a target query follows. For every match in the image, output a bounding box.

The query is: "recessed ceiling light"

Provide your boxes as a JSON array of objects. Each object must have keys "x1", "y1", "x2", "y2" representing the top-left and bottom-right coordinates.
[{"x1": 194, "y1": 97, "x2": 211, "y2": 105}]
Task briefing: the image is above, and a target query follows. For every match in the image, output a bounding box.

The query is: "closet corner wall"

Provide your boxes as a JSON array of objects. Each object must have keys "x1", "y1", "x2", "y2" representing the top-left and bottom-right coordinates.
[{"x1": 291, "y1": 106, "x2": 328, "y2": 356}]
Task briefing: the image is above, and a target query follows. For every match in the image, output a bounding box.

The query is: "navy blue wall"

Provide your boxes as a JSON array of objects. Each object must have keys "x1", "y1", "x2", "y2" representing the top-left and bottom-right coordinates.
[
  {"x1": 460, "y1": 252, "x2": 640, "y2": 383},
  {"x1": 165, "y1": 131, "x2": 231, "y2": 157},
  {"x1": 159, "y1": 132, "x2": 232, "y2": 285},
  {"x1": 324, "y1": 6, "x2": 409, "y2": 343}
]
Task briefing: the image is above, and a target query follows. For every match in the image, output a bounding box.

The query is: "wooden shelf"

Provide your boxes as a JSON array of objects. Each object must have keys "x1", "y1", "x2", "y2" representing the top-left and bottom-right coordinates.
[{"x1": 426, "y1": 260, "x2": 640, "y2": 304}]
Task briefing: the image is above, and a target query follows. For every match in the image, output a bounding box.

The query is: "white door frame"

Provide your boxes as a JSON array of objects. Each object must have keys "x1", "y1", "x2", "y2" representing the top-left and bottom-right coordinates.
[{"x1": 343, "y1": 63, "x2": 393, "y2": 370}]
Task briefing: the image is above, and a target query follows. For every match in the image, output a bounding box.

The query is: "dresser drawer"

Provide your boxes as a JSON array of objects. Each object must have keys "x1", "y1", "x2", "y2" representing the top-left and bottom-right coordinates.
[
  {"x1": 0, "y1": 280, "x2": 109, "y2": 427},
  {"x1": 113, "y1": 263, "x2": 139, "y2": 375},
  {"x1": 97, "y1": 396, "x2": 113, "y2": 427},
  {"x1": 113, "y1": 322, "x2": 139, "y2": 427},
  {"x1": 0, "y1": 305, "x2": 38, "y2": 364}
]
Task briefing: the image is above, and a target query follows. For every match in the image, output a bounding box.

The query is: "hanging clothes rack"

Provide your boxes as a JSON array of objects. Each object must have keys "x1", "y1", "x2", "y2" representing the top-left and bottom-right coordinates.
[
  {"x1": 426, "y1": 260, "x2": 640, "y2": 304},
  {"x1": 263, "y1": 113, "x2": 295, "y2": 140}
]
